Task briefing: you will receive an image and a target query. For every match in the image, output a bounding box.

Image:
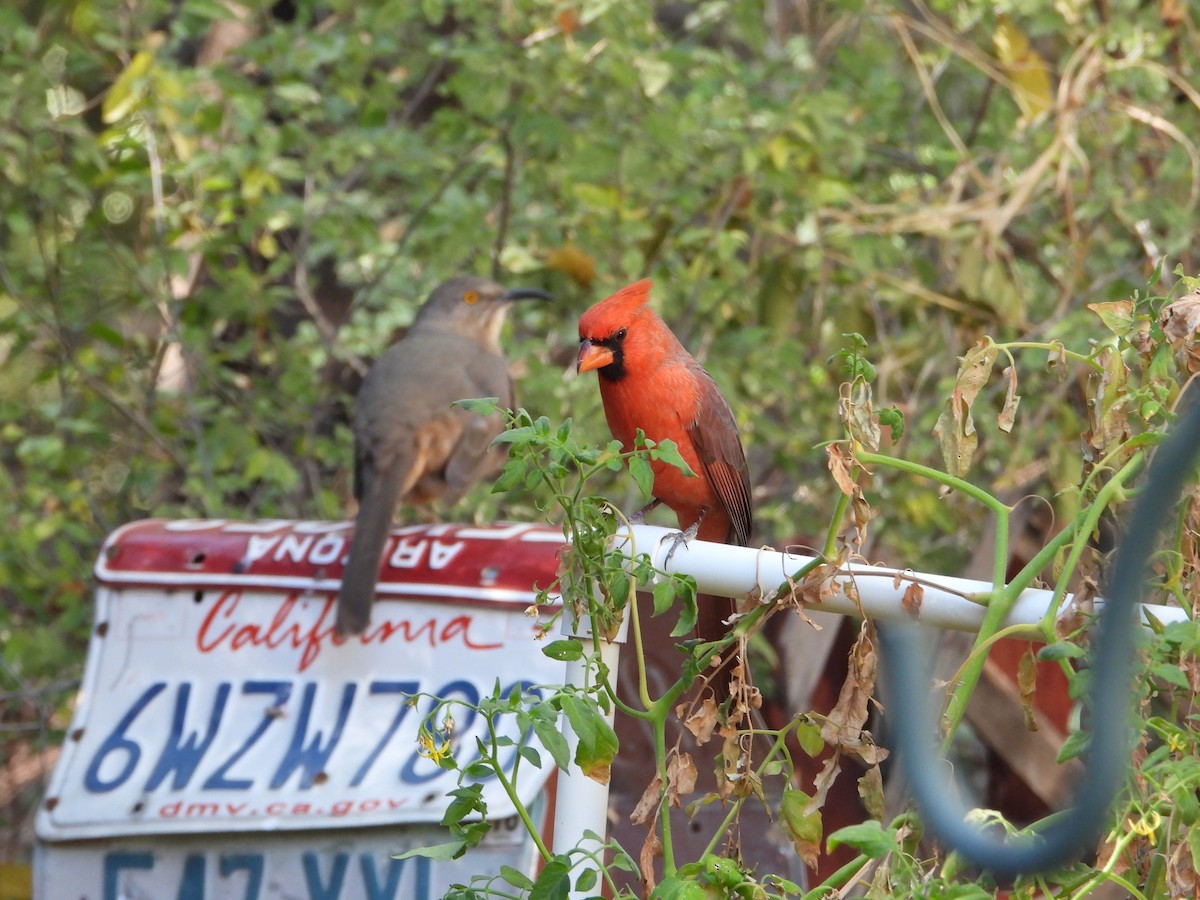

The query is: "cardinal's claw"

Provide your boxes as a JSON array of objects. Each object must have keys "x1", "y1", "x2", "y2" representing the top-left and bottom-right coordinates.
[{"x1": 663, "y1": 517, "x2": 703, "y2": 566}]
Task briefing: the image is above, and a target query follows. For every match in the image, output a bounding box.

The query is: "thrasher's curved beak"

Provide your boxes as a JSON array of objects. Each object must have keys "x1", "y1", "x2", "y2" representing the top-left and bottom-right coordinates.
[{"x1": 502, "y1": 287, "x2": 554, "y2": 302}]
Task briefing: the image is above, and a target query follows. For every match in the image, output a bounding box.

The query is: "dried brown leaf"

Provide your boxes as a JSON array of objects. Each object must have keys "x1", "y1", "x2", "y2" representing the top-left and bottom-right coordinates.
[
  {"x1": 1086, "y1": 345, "x2": 1131, "y2": 453},
  {"x1": 901, "y1": 582, "x2": 924, "y2": 618},
  {"x1": 840, "y1": 379, "x2": 881, "y2": 451},
  {"x1": 826, "y1": 443, "x2": 857, "y2": 496},
  {"x1": 933, "y1": 343, "x2": 996, "y2": 476},
  {"x1": 666, "y1": 751, "x2": 698, "y2": 807},
  {"x1": 809, "y1": 754, "x2": 842, "y2": 809},
  {"x1": 998, "y1": 365, "x2": 1021, "y2": 434},
  {"x1": 820, "y1": 621, "x2": 890, "y2": 765},
  {"x1": 1160, "y1": 291, "x2": 1200, "y2": 375},
  {"x1": 1018, "y1": 644, "x2": 1039, "y2": 733},
  {"x1": 677, "y1": 697, "x2": 719, "y2": 745},
  {"x1": 630, "y1": 772, "x2": 662, "y2": 826},
  {"x1": 639, "y1": 831, "x2": 662, "y2": 892}
]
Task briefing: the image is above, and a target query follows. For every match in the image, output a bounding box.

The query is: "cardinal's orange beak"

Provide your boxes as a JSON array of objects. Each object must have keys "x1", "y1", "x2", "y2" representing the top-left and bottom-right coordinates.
[{"x1": 576, "y1": 339, "x2": 615, "y2": 374}]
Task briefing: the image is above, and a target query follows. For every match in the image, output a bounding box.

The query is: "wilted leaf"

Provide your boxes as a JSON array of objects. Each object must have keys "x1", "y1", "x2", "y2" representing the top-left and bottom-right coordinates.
[
  {"x1": 666, "y1": 751, "x2": 698, "y2": 806},
  {"x1": 826, "y1": 443, "x2": 857, "y2": 496},
  {"x1": 932, "y1": 342, "x2": 997, "y2": 476},
  {"x1": 630, "y1": 773, "x2": 663, "y2": 826},
  {"x1": 545, "y1": 243, "x2": 596, "y2": 286},
  {"x1": 639, "y1": 831, "x2": 662, "y2": 891},
  {"x1": 901, "y1": 582, "x2": 924, "y2": 618},
  {"x1": 1018, "y1": 644, "x2": 1039, "y2": 732},
  {"x1": 1088, "y1": 299, "x2": 1137, "y2": 338},
  {"x1": 810, "y1": 754, "x2": 841, "y2": 809},
  {"x1": 561, "y1": 696, "x2": 617, "y2": 783},
  {"x1": 780, "y1": 788, "x2": 823, "y2": 869},
  {"x1": 993, "y1": 14, "x2": 1053, "y2": 122},
  {"x1": 1086, "y1": 345, "x2": 1130, "y2": 453},
  {"x1": 998, "y1": 365, "x2": 1021, "y2": 433},
  {"x1": 839, "y1": 379, "x2": 881, "y2": 450},
  {"x1": 678, "y1": 697, "x2": 719, "y2": 745},
  {"x1": 858, "y1": 765, "x2": 885, "y2": 820},
  {"x1": 820, "y1": 621, "x2": 888, "y2": 765},
  {"x1": 1160, "y1": 291, "x2": 1200, "y2": 375}
]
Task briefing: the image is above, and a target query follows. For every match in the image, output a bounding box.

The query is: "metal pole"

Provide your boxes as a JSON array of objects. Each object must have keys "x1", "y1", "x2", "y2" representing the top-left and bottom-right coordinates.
[{"x1": 618, "y1": 523, "x2": 1187, "y2": 632}]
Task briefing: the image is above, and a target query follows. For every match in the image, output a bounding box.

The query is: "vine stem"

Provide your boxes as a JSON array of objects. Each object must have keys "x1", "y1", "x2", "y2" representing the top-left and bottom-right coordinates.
[
  {"x1": 698, "y1": 725, "x2": 793, "y2": 860},
  {"x1": 482, "y1": 729, "x2": 554, "y2": 863},
  {"x1": 1036, "y1": 450, "x2": 1146, "y2": 636},
  {"x1": 996, "y1": 339, "x2": 1107, "y2": 372}
]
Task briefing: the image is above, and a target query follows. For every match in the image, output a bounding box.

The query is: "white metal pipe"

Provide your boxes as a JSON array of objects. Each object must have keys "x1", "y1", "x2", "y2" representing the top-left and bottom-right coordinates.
[
  {"x1": 552, "y1": 606, "x2": 628, "y2": 898},
  {"x1": 618, "y1": 524, "x2": 1189, "y2": 633}
]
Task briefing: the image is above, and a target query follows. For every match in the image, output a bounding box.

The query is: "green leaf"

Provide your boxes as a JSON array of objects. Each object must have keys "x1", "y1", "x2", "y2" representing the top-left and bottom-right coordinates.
[
  {"x1": 518, "y1": 745, "x2": 543, "y2": 768},
  {"x1": 826, "y1": 821, "x2": 897, "y2": 858},
  {"x1": 652, "y1": 580, "x2": 677, "y2": 616},
  {"x1": 455, "y1": 397, "x2": 500, "y2": 416},
  {"x1": 491, "y1": 457, "x2": 526, "y2": 493},
  {"x1": 1057, "y1": 729, "x2": 1090, "y2": 763},
  {"x1": 628, "y1": 452, "x2": 655, "y2": 499},
  {"x1": 395, "y1": 839, "x2": 469, "y2": 861},
  {"x1": 878, "y1": 405, "x2": 905, "y2": 441},
  {"x1": 574, "y1": 866, "x2": 598, "y2": 893},
  {"x1": 530, "y1": 857, "x2": 572, "y2": 900},
  {"x1": 562, "y1": 695, "x2": 618, "y2": 782},
  {"x1": 543, "y1": 639, "x2": 584, "y2": 661},
  {"x1": 500, "y1": 865, "x2": 534, "y2": 890},
  {"x1": 1151, "y1": 662, "x2": 1192, "y2": 690},
  {"x1": 795, "y1": 720, "x2": 825, "y2": 757},
  {"x1": 651, "y1": 439, "x2": 696, "y2": 477},
  {"x1": 670, "y1": 578, "x2": 698, "y2": 637},
  {"x1": 492, "y1": 425, "x2": 537, "y2": 444},
  {"x1": 532, "y1": 711, "x2": 572, "y2": 770},
  {"x1": 441, "y1": 784, "x2": 485, "y2": 827},
  {"x1": 1037, "y1": 642, "x2": 1085, "y2": 661}
]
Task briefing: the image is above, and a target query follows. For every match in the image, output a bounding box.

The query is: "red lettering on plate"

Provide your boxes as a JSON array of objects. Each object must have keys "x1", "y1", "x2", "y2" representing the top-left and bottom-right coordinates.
[
  {"x1": 441, "y1": 615, "x2": 503, "y2": 650},
  {"x1": 196, "y1": 592, "x2": 503, "y2": 670}
]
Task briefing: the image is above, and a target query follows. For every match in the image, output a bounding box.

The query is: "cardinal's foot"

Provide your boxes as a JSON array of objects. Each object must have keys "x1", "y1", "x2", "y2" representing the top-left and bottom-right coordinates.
[{"x1": 627, "y1": 497, "x2": 663, "y2": 526}]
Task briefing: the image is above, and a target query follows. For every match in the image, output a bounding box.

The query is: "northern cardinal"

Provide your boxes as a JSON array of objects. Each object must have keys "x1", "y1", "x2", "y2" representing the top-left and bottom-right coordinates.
[
  {"x1": 576, "y1": 278, "x2": 752, "y2": 556},
  {"x1": 336, "y1": 276, "x2": 551, "y2": 636}
]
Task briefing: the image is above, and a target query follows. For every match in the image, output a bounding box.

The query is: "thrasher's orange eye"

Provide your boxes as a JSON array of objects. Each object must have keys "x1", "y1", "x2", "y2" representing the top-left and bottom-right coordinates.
[{"x1": 464, "y1": 290, "x2": 480, "y2": 304}]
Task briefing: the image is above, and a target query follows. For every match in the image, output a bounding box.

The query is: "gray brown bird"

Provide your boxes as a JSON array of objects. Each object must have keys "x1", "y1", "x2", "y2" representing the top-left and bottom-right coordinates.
[{"x1": 336, "y1": 276, "x2": 551, "y2": 636}]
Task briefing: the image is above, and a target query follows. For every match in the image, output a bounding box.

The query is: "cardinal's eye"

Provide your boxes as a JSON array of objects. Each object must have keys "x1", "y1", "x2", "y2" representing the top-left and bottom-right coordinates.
[
  {"x1": 464, "y1": 290, "x2": 480, "y2": 304},
  {"x1": 614, "y1": 328, "x2": 627, "y2": 341}
]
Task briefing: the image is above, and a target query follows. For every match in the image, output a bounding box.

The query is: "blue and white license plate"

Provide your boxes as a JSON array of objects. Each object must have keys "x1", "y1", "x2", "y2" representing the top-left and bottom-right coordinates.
[
  {"x1": 37, "y1": 520, "x2": 567, "y2": 840},
  {"x1": 36, "y1": 811, "x2": 541, "y2": 899}
]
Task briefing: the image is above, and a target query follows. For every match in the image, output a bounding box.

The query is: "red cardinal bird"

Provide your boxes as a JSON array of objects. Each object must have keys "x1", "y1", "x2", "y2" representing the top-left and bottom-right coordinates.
[{"x1": 576, "y1": 278, "x2": 753, "y2": 551}]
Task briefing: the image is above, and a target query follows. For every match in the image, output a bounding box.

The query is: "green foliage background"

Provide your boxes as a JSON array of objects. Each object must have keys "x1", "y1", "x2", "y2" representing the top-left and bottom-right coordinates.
[{"x1": 3, "y1": 0, "x2": 1200, "y2": 874}]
